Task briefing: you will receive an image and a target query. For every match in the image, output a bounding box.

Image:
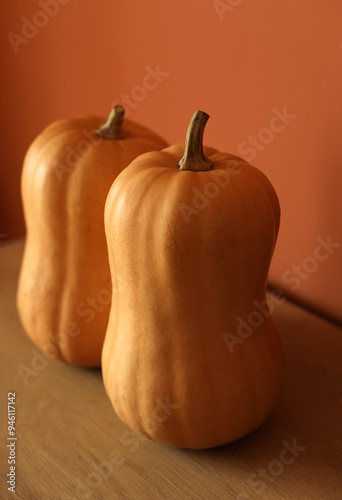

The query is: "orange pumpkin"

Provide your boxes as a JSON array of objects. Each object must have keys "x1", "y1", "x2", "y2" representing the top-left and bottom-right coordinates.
[
  {"x1": 102, "y1": 110, "x2": 283, "y2": 449},
  {"x1": 17, "y1": 106, "x2": 168, "y2": 366}
]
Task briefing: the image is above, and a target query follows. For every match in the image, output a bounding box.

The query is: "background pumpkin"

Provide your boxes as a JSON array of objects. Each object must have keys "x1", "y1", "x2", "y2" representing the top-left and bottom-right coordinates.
[
  {"x1": 17, "y1": 106, "x2": 168, "y2": 367},
  {"x1": 102, "y1": 111, "x2": 283, "y2": 449}
]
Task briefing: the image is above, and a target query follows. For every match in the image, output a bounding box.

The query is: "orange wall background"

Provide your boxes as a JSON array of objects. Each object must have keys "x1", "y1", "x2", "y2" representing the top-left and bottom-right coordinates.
[{"x1": 1, "y1": 0, "x2": 341, "y2": 323}]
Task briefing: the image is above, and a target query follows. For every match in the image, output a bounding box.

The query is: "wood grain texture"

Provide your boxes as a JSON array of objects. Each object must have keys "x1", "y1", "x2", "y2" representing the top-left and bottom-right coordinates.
[{"x1": 1, "y1": 239, "x2": 341, "y2": 500}]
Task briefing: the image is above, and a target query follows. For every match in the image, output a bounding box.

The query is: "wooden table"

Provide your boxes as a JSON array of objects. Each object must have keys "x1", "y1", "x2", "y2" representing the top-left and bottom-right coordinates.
[{"x1": 1, "y1": 239, "x2": 341, "y2": 500}]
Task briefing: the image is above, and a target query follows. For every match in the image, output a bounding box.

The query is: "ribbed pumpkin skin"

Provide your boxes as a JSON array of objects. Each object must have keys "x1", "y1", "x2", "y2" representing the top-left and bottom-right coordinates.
[
  {"x1": 17, "y1": 115, "x2": 168, "y2": 367},
  {"x1": 102, "y1": 144, "x2": 283, "y2": 449}
]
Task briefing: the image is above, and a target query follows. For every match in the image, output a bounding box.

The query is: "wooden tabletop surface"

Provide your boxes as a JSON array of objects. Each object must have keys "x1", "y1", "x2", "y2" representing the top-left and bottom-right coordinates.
[{"x1": 1, "y1": 239, "x2": 341, "y2": 500}]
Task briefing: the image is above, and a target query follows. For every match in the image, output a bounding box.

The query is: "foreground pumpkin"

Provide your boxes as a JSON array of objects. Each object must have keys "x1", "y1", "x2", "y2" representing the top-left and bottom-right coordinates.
[
  {"x1": 17, "y1": 106, "x2": 168, "y2": 366},
  {"x1": 102, "y1": 110, "x2": 283, "y2": 449}
]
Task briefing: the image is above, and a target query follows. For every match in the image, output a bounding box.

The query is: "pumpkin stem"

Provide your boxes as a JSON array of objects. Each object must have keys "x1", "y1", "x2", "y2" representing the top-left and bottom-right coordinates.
[
  {"x1": 179, "y1": 110, "x2": 213, "y2": 171},
  {"x1": 96, "y1": 105, "x2": 125, "y2": 139}
]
